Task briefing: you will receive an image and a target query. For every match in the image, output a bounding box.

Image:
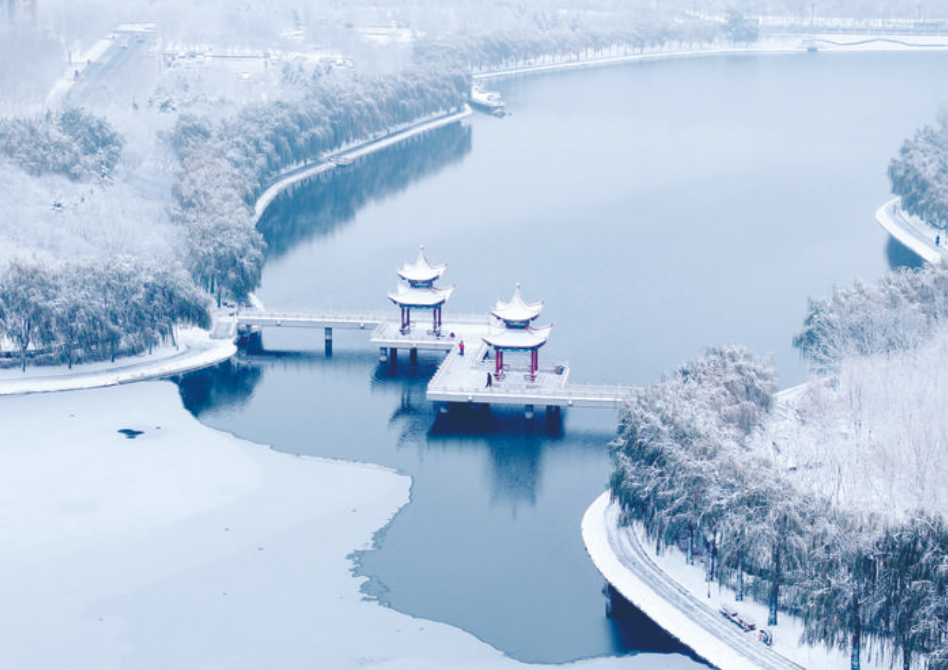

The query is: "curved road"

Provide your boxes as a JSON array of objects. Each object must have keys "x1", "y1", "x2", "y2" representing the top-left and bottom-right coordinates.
[{"x1": 583, "y1": 492, "x2": 807, "y2": 670}]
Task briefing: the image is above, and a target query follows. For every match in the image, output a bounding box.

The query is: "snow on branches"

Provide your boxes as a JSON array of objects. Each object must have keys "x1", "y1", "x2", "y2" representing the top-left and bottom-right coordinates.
[
  {"x1": 167, "y1": 68, "x2": 468, "y2": 303},
  {"x1": 0, "y1": 257, "x2": 209, "y2": 371},
  {"x1": 0, "y1": 107, "x2": 124, "y2": 182},
  {"x1": 793, "y1": 261, "x2": 948, "y2": 371},
  {"x1": 889, "y1": 111, "x2": 948, "y2": 230}
]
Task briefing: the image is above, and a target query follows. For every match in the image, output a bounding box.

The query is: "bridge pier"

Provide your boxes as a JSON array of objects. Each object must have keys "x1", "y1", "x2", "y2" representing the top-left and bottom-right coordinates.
[
  {"x1": 410, "y1": 347, "x2": 418, "y2": 365},
  {"x1": 525, "y1": 404, "x2": 534, "y2": 420},
  {"x1": 325, "y1": 327, "x2": 333, "y2": 357},
  {"x1": 389, "y1": 347, "x2": 398, "y2": 365}
]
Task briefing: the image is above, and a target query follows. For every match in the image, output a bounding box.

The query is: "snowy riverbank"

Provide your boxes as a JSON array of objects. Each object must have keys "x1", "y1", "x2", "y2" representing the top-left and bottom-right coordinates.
[
  {"x1": 473, "y1": 32, "x2": 948, "y2": 81},
  {"x1": 0, "y1": 326, "x2": 236, "y2": 397},
  {"x1": 253, "y1": 106, "x2": 473, "y2": 222}
]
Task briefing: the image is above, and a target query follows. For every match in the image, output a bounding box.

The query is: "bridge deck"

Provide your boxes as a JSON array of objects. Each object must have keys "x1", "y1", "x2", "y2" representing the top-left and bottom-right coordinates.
[
  {"x1": 234, "y1": 308, "x2": 634, "y2": 410},
  {"x1": 370, "y1": 316, "x2": 491, "y2": 351},
  {"x1": 426, "y1": 340, "x2": 634, "y2": 409}
]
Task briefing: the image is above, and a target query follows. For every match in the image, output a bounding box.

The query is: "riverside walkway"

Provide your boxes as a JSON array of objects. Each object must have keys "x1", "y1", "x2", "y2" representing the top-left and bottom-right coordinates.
[
  {"x1": 235, "y1": 307, "x2": 635, "y2": 414},
  {"x1": 583, "y1": 492, "x2": 807, "y2": 670},
  {"x1": 876, "y1": 197, "x2": 947, "y2": 263}
]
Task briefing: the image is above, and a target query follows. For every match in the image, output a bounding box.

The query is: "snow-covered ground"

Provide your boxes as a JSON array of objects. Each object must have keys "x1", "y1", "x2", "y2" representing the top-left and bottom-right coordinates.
[{"x1": 0, "y1": 325, "x2": 235, "y2": 396}]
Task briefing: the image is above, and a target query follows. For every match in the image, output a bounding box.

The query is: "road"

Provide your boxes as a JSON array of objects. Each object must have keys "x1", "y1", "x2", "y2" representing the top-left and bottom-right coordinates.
[
  {"x1": 67, "y1": 31, "x2": 156, "y2": 107},
  {"x1": 583, "y1": 492, "x2": 808, "y2": 670}
]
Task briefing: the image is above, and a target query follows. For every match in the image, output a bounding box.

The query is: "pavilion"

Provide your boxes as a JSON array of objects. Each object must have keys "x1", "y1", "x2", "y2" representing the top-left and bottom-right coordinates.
[
  {"x1": 387, "y1": 246, "x2": 454, "y2": 335},
  {"x1": 482, "y1": 284, "x2": 552, "y2": 382}
]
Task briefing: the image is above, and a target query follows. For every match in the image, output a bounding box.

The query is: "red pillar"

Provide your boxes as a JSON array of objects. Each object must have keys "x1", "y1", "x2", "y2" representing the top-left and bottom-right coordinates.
[
  {"x1": 495, "y1": 349, "x2": 503, "y2": 375},
  {"x1": 530, "y1": 349, "x2": 538, "y2": 376}
]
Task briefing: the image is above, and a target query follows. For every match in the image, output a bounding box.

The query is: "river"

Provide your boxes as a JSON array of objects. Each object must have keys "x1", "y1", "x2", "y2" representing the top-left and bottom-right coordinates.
[{"x1": 175, "y1": 50, "x2": 948, "y2": 665}]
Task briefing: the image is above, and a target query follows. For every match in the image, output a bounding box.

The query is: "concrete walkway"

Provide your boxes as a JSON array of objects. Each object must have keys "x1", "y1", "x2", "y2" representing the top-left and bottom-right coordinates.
[
  {"x1": 583, "y1": 493, "x2": 808, "y2": 670},
  {"x1": 875, "y1": 197, "x2": 947, "y2": 264}
]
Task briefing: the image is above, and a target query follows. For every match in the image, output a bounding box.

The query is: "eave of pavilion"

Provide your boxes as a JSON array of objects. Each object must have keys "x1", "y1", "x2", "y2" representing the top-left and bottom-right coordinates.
[
  {"x1": 396, "y1": 246, "x2": 446, "y2": 286},
  {"x1": 491, "y1": 284, "x2": 543, "y2": 325},
  {"x1": 482, "y1": 323, "x2": 552, "y2": 351},
  {"x1": 387, "y1": 284, "x2": 455, "y2": 308}
]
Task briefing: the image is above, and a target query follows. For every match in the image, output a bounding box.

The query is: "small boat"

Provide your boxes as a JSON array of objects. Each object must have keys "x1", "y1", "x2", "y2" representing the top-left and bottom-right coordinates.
[{"x1": 470, "y1": 83, "x2": 506, "y2": 116}]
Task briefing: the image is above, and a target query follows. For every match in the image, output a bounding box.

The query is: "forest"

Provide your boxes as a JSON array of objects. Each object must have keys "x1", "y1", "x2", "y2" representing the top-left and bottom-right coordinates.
[{"x1": 611, "y1": 262, "x2": 948, "y2": 670}]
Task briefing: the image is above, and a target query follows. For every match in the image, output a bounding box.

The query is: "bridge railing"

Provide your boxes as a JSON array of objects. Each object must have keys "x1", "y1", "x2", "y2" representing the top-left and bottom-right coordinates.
[
  {"x1": 238, "y1": 309, "x2": 492, "y2": 325},
  {"x1": 427, "y1": 379, "x2": 635, "y2": 403},
  {"x1": 237, "y1": 309, "x2": 391, "y2": 323}
]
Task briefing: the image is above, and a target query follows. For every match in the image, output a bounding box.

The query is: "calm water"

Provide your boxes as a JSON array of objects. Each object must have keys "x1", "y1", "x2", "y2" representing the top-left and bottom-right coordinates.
[{"x1": 176, "y1": 51, "x2": 948, "y2": 664}]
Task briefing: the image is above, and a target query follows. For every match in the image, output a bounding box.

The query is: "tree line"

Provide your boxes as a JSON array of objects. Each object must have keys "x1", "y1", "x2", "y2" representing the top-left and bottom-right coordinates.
[
  {"x1": 413, "y1": 17, "x2": 746, "y2": 73},
  {"x1": 612, "y1": 263, "x2": 948, "y2": 669},
  {"x1": 793, "y1": 261, "x2": 948, "y2": 371},
  {"x1": 0, "y1": 106, "x2": 124, "y2": 181},
  {"x1": 0, "y1": 257, "x2": 209, "y2": 371},
  {"x1": 168, "y1": 67, "x2": 469, "y2": 304}
]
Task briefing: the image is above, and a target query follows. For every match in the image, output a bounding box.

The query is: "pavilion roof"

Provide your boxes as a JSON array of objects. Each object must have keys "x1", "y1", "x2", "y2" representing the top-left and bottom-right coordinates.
[
  {"x1": 491, "y1": 284, "x2": 543, "y2": 324},
  {"x1": 396, "y1": 246, "x2": 446, "y2": 284},
  {"x1": 387, "y1": 284, "x2": 455, "y2": 308},
  {"x1": 482, "y1": 324, "x2": 552, "y2": 351}
]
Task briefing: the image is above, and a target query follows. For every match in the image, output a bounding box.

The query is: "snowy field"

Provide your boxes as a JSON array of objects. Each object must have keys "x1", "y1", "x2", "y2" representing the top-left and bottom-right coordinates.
[
  {"x1": 0, "y1": 380, "x2": 701, "y2": 670},
  {"x1": 762, "y1": 327, "x2": 948, "y2": 521}
]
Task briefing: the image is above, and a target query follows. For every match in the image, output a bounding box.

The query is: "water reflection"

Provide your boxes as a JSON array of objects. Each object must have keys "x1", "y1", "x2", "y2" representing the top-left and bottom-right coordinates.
[
  {"x1": 237, "y1": 352, "x2": 381, "y2": 381},
  {"x1": 173, "y1": 358, "x2": 262, "y2": 418},
  {"x1": 886, "y1": 234, "x2": 925, "y2": 271},
  {"x1": 604, "y1": 584, "x2": 693, "y2": 656},
  {"x1": 376, "y1": 359, "x2": 565, "y2": 506},
  {"x1": 177, "y1": 335, "x2": 633, "y2": 662},
  {"x1": 257, "y1": 122, "x2": 473, "y2": 259}
]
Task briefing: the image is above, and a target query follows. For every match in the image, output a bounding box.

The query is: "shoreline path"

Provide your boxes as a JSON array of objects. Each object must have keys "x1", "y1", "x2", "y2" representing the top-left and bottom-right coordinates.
[{"x1": 583, "y1": 492, "x2": 807, "y2": 670}]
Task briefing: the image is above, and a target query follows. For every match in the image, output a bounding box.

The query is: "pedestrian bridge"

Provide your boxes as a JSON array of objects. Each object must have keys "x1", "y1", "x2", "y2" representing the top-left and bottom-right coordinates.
[{"x1": 232, "y1": 308, "x2": 635, "y2": 416}]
